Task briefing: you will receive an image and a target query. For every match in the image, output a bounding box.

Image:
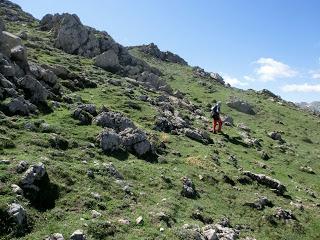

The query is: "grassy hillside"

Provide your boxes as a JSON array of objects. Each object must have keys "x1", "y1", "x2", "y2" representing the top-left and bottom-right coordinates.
[{"x1": 0, "y1": 5, "x2": 319, "y2": 240}]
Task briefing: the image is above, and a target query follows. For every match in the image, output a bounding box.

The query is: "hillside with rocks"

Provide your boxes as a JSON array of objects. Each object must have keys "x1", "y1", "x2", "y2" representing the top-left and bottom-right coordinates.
[{"x1": 0, "y1": 1, "x2": 319, "y2": 239}]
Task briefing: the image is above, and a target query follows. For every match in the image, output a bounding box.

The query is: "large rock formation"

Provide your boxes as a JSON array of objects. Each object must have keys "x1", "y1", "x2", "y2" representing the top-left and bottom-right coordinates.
[
  {"x1": 39, "y1": 13, "x2": 158, "y2": 77},
  {"x1": 0, "y1": 19, "x2": 65, "y2": 116},
  {"x1": 134, "y1": 43, "x2": 188, "y2": 65},
  {"x1": 0, "y1": 0, "x2": 35, "y2": 23},
  {"x1": 227, "y1": 99, "x2": 256, "y2": 115},
  {"x1": 193, "y1": 66, "x2": 225, "y2": 85},
  {"x1": 95, "y1": 110, "x2": 157, "y2": 160}
]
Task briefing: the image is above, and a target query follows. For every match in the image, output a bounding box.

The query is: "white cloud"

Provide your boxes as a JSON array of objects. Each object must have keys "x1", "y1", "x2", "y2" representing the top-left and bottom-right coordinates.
[
  {"x1": 223, "y1": 74, "x2": 248, "y2": 87},
  {"x1": 309, "y1": 70, "x2": 320, "y2": 80},
  {"x1": 244, "y1": 75, "x2": 255, "y2": 82},
  {"x1": 281, "y1": 83, "x2": 320, "y2": 93},
  {"x1": 255, "y1": 58, "x2": 297, "y2": 81}
]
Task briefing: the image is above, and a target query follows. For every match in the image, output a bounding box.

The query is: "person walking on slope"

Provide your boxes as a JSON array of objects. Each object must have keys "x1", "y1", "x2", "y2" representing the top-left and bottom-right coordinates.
[{"x1": 211, "y1": 101, "x2": 223, "y2": 133}]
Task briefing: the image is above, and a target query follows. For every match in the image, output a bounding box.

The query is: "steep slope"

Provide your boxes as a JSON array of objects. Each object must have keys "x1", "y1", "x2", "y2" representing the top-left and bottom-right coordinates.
[{"x1": 0, "y1": 1, "x2": 319, "y2": 240}]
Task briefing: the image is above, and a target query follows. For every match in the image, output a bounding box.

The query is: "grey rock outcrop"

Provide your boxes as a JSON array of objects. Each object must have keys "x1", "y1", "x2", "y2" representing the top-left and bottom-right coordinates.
[
  {"x1": 39, "y1": 13, "x2": 159, "y2": 79},
  {"x1": 119, "y1": 127, "x2": 152, "y2": 156},
  {"x1": 19, "y1": 162, "x2": 58, "y2": 210},
  {"x1": 94, "y1": 111, "x2": 136, "y2": 132},
  {"x1": 243, "y1": 171, "x2": 286, "y2": 195},
  {"x1": 10, "y1": 45, "x2": 28, "y2": 70},
  {"x1": 259, "y1": 89, "x2": 281, "y2": 100},
  {"x1": 177, "y1": 223, "x2": 240, "y2": 240},
  {"x1": 103, "y1": 162, "x2": 124, "y2": 180},
  {"x1": 181, "y1": 177, "x2": 198, "y2": 199},
  {"x1": 154, "y1": 115, "x2": 188, "y2": 132},
  {"x1": 184, "y1": 128, "x2": 213, "y2": 145},
  {"x1": 222, "y1": 115, "x2": 234, "y2": 126},
  {"x1": 7, "y1": 203, "x2": 27, "y2": 226},
  {"x1": 16, "y1": 160, "x2": 29, "y2": 173},
  {"x1": 1, "y1": 31, "x2": 22, "y2": 55},
  {"x1": 0, "y1": 0, "x2": 35, "y2": 23},
  {"x1": 18, "y1": 75, "x2": 48, "y2": 104},
  {"x1": 274, "y1": 207, "x2": 296, "y2": 221},
  {"x1": 98, "y1": 128, "x2": 122, "y2": 152},
  {"x1": 227, "y1": 99, "x2": 256, "y2": 115},
  {"x1": 210, "y1": 73, "x2": 225, "y2": 85},
  {"x1": 137, "y1": 71, "x2": 172, "y2": 93},
  {"x1": 72, "y1": 104, "x2": 97, "y2": 125},
  {"x1": 20, "y1": 162, "x2": 47, "y2": 191},
  {"x1": 5, "y1": 97, "x2": 37, "y2": 116},
  {"x1": 135, "y1": 43, "x2": 188, "y2": 65},
  {"x1": 244, "y1": 196, "x2": 273, "y2": 210},
  {"x1": 94, "y1": 49, "x2": 120, "y2": 72}
]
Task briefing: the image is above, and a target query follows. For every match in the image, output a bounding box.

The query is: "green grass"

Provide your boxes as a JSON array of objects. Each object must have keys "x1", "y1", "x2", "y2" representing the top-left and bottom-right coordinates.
[{"x1": 0, "y1": 18, "x2": 319, "y2": 240}]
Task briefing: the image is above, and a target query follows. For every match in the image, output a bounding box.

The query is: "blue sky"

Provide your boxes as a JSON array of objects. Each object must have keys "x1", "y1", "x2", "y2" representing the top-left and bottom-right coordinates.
[{"x1": 14, "y1": 0, "x2": 320, "y2": 102}]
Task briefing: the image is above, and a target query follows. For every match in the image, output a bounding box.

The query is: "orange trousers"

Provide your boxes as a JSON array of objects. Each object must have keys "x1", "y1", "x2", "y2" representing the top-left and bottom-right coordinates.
[{"x1": 213, "y1": 118, "x2": 222, "y2": 132}]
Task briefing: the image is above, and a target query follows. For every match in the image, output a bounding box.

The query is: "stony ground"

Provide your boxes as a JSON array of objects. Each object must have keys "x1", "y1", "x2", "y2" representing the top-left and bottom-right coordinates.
[{"x1": 0, "y1": 1, "x2": 319, "y2": 240}]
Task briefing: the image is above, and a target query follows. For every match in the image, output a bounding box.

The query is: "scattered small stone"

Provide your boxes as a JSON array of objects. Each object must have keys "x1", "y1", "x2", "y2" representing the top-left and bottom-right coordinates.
[
  {"x1": 91, "y1": 210, "x2": 102, "y2": 218},
  {"x1": 274, "y1": 207, "x2": 296, "y2": 221},
  {"x1": 237, "y1": 123, "x2": 251, "y2": 132},
  {"x1": 260, "y1": 151, "x2": 270, "y2": 160},
  {"x1": 90, "y1": 192, "x2": 102, "y2": 201},
  {"x1": 244, "y1": 196, "x2": 273, "y2": 210},
  {"x1": 118, "y1": 218, "x2": 130, "y2": 225},
  {"x1": 290, "y1": 201, "x2": 304, "y2": 211},
  {"x1": 300, "y1": 166, "x2": 315, "y2": 174},
  {"x1": 11, "y1": 184, "x2": 23, "y2": 195},
  {"x1": 228, "y1": 155, "x2": 238, "y2": 168},
  {"x1": 16, "y1": 160, "x2": 29, "y2": 173},
  {"x1": 87, "y1": 170, "x2": 95, "y2": 179},
  {"x1": 268, "y1": 131, "x2": 282, "y2": 141},
  {"x1": 136, "y1": 216, "x2": 144, "y2": 225},
  {"x1": 0, "y1": 160, "x2": 10, "y2": 164},
  {"x1": 45, "y1": 233, "x2": 64, "y2": 240},
  {"x1": 70, "y1": 229, "x2": 86, "y2": 240},
  {"x1": 123, "y1": 185, "x2": 132, "y2": 194},
  {"x1": 103, "y1": 162, "x2": 124, "y2": 180}
]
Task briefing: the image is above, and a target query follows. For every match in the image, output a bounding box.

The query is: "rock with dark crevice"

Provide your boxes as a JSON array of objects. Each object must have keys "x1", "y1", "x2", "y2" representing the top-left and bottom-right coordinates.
[{"x1": 119, "y1": 127, "x2": 154, "y2": 157}]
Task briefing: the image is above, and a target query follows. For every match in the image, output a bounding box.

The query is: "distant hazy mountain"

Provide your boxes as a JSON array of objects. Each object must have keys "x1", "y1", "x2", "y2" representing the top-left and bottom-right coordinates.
[{"x1": 296, "y1": 101, "x2": 320, "y2": 113}]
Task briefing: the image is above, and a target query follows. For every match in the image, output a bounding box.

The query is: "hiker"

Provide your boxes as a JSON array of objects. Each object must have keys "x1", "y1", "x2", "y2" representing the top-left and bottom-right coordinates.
[{"x1": 211, "y1": 101, "x2": 223, "y2": 133}]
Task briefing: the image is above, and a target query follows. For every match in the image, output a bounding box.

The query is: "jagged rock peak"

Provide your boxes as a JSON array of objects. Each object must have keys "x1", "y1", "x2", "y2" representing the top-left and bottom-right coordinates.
[
  {"x1": 38, "y1": 13, "x2": 161, "y2": 79},
  {"x1": 0, "y1": 0, "x2": 36, "y2": 23},
  {"x1": 134, "y1": 42, "x2": 188, "y2": 65}
]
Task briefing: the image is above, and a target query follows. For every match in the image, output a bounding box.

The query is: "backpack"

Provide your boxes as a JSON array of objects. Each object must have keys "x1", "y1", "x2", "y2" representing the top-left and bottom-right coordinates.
[{"x1": 211, "y1": 105, "x2": 219, "y2": 118}]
